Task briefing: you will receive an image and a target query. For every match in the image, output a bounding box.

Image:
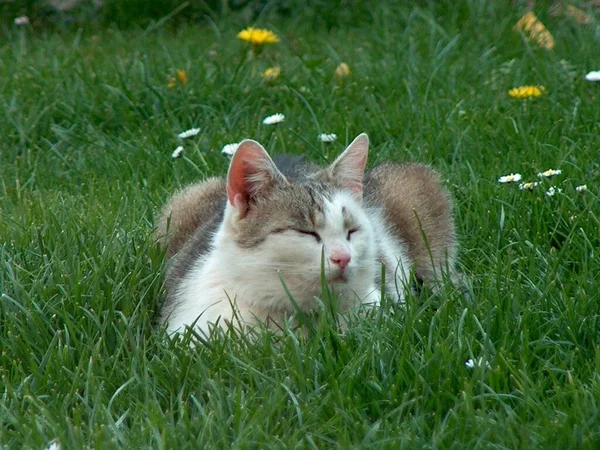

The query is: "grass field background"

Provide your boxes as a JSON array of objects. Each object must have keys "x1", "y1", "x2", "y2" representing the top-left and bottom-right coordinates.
[{"x1": 1, "y1": 1, "x2": 600, "y2": 448}]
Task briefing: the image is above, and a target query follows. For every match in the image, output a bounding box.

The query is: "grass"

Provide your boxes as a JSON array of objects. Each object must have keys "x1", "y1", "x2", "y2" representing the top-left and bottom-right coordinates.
[{"x1": 1, "y1": 1, "x2": 600, "y2": 448}]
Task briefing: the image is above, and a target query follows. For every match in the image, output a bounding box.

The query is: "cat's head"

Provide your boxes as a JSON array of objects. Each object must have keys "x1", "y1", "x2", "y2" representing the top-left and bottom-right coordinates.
[{"x1": 219, "y1": 133, "x2": 377, "y2": 309}]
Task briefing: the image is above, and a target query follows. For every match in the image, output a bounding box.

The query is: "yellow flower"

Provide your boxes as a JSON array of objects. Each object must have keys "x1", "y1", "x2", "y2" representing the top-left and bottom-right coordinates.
[
  {"x1": 168, "y1": 69, "x2": 187, "y2": 89},
  {"x1": 514, "y1": 12, "x2": 555, "y2": 50},
  {"x1": 508, "y1": 85, "x2": 545, "y2": 99},
  {"x1": 237, "y1": 27, "x2": 280, "y2": 47},
  {"x1": 335, "y1": 62, "x2": 351, "y2": 78},
  {"x1": 176, "y1": 69, "x2": 187, "y2": 85},
  {"x1": 262, "y1": 66, "x2": 281, "y2": 81}
]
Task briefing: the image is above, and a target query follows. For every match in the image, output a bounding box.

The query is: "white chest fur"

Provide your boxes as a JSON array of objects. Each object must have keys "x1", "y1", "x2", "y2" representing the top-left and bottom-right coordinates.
[{"x1": 165, "y1": 214, "x2": 411, "y2": 336}]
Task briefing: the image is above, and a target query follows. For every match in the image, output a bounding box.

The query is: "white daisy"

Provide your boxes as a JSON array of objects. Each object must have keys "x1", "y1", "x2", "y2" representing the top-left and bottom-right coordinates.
[
  {"x1": 576, "y1": 184, "x2": 587, "y2": 193},
  {"x1": 177, "y1": 128, "x2": 201, "y2": 139},
  {"x1": 14, "y1": 16, "x2": 29, "y2": 26},
  {"x1": 585, "y1": 71, "x2": 600, "y2": 81},
  {"x1": 221, "y1": 143, "x2": 239, "y2": 156},
  {"x1": 262, "y1": 113, "x2": 285, "y2": 125},
  {"x1": 519, "y1": 181, "x2": 539, "y2": 190},
  {"x1": 545, "y1": 186, "x2": 562, "y2": 197},
  {"x1": 44, "y1": 441, "x2": 61, "y2": 450},
  {"x1": 465, "y1": 358, "x2": 490, "y2": 369},
  {"x1": 537, "y1": 169, "x2": 562, "y2": 178},
  {"x1": 318, "y1": 133, "x2": 338, "y2": 143},
  {"x1": 171, "y1": 146, "x2": 184, "y2": 159},
  {"x1": 498, "y1": 173, "x2": 522, "y2": 183}
]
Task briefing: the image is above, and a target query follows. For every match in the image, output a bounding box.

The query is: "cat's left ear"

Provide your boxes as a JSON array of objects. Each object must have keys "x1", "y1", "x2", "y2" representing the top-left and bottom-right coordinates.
[{"x1": 327, "y1": 133, "x2": 369, "y2": 200}]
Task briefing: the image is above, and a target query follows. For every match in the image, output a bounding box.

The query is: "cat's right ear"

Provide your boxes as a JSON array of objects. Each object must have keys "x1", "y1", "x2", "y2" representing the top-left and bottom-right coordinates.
[
  {"x1": 327, "y1": 133, "x2": 369, "y2": 200},
  {"x1": 226, "y1": 140, "x2": 287, "y2": 218}
]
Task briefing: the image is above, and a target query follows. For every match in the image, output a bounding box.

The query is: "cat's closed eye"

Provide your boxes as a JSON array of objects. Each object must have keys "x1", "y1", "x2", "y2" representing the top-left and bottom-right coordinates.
[
  {"x1": 294, "y1": 229, "x2": 322, "y2": 243},
  {"x1": 347, "y1": 228, "x2": 359, "y2": 241}
]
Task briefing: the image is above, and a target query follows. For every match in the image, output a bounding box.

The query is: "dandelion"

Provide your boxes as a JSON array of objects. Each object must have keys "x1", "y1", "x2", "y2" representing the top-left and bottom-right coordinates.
[
  {"x1": 221, "y1": 143, "x2": 239, "y2": 156},
  {"x1": 237, "y1": 27, "x2": 279, "y2": 51},
  {"x1": 508, "y1": 86, "x2": 545, "y2": 99},
  {"x1": 335, "y1": 62, "x2": 351, "y2": 78},
  {"x1": 498, "y1": 173, "x2": 522, "y2": 183},
  {"x1": 537, "y1": 169, "x2": 562, "y2": 178},
  {"x1": 176, "y1": 69, "x2": 188, "y2": 85},
  {"x1": 178, "y1": 128, "x2": 201, "y2": 139},
  {"x1": 318, "y1": 133, "x2": 338, "y2": 143},
  {"x1": 576, "y1": 184, "x2": 587, "y2": 193},
  {"x1": 262, "y1": 113, "x2": 285, "y2": 125},
  {"x1": 585, "y1": 71, "x2": 600, "y2": 82},
  {"x1": 262, "y1": 66, "x2": 281, "y2": 81},
  {"x1": 514, "y1": 11, "x2": 555, "y2": 50},
  {"x1": 465, "y1": 358, "x2": 491, "y2": 369},
  {"x1": 168, "y1": 69, "x2": 187, "y2": 88},
  {"x1": 171, "y1": 146, "x2": 184, "y2": 159},
  {"x1": 14, "y1": 16, "x2": 29, "y2": 26},
  {"x1": 519, "y1": 181, "x2": 539, "y2": 190},
  {"x1": 545, "y1": 186, "x2": 562, "y2": 197}
]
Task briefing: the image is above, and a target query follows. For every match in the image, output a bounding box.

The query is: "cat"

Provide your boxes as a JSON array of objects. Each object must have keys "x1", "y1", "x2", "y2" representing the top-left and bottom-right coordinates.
[{"x1": 155, "y1": 133, "x2": 458, "y2": 337}]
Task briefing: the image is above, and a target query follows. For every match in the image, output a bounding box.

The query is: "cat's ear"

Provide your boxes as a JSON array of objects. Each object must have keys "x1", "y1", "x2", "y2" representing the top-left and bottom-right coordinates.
[
  {"x1": 328, "y1": 133, "x2": 369, "y2": 199},
  {"x1": 226, "y1": 139, "x2": 287, "y2": 217}
]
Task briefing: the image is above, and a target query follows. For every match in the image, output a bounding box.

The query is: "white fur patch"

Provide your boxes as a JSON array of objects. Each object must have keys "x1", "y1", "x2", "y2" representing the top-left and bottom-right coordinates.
[{"x1": 166, "y1": 192, "x2": 411, "y2": 336}]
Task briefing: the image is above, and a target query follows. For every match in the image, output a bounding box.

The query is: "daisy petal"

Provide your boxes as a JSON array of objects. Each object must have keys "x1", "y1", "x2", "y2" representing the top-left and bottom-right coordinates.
[
  {"x1": 262, "y1": 113, "x2": 285, "y2": 125},
  {"x1": 178, "y1": 128, "x2": 201, "y2": 139},
  {"x1": 537, "y1": 169, "x2": 562, "y2": 178},
  {"x1": 519, "y1": 181, "x2": 539, "y2": 190},
  {"x1": 465, "y1": 357, "x2": 491, "y2": 369},
  {"x1": 14, "y1": 16, "x2": 29, "y2": 25},
  {"x1": 318, "y1": 133, "x2": 338, "y2": 143},
  {"x1": 44, "y1": 441, "x2": 62, "y2": 450},
  {"x1": 585, "y1": 71, "x2": 600, "y2": 82},
  {"x1": 545, "y1": 186, "x2": 562, "y2": 197},
  {"x1": 498, "y1": 173, "x2": 522, "y2": 183},
  {"x1": 221, "y1": 143, "x2": 239, "y2": 156},
  {"x1": 171, "y1": 146, "x2": 184, "y2": 159}
]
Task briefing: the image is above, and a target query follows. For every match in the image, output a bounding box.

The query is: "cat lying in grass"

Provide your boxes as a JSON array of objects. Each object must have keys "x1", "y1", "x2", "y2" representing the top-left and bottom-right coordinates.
[{"x1": 155, "y1": 133, "x2": 458, "y2": 337}]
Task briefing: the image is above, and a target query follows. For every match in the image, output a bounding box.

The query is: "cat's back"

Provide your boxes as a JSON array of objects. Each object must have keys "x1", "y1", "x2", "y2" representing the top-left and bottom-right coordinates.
[
  {"x1": 364, "y1": 163, "x2": 457, "y2": 281},
  {"x1": 155, "y1": 177, "x2": 227, "y2": 258}
]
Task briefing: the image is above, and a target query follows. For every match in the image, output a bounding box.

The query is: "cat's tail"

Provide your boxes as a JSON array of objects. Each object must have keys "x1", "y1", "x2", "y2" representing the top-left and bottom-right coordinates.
[{"x1": 154, "y1": 178, "x2": 226, "y2": 258}]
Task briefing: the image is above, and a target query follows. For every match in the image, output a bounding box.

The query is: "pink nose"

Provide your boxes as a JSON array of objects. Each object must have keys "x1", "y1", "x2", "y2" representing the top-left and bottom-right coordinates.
[{"x1": 330, "y1": 252, "x2": 351, "y2": 270}]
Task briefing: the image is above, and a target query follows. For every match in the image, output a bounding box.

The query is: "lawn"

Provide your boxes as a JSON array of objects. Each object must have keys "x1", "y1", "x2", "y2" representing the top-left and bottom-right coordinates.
[{"x1": 1, "y1": 1, "x2": 600, "y2": 448}]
